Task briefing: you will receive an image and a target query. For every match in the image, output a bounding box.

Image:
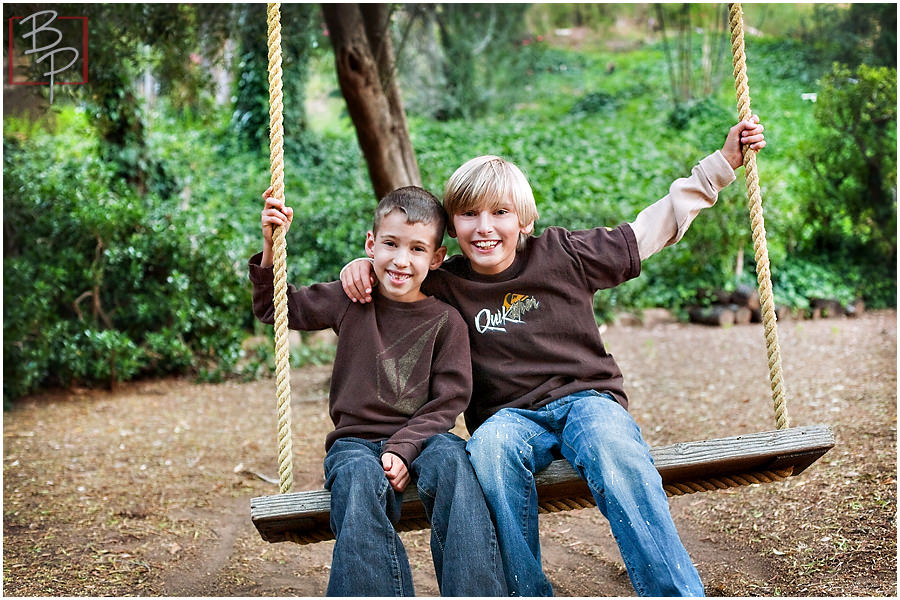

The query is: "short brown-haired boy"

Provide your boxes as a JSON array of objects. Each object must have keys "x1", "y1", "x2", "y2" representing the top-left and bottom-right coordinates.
[{"x1": 251, "y1": 185, "x2": 506, "y2": 596}]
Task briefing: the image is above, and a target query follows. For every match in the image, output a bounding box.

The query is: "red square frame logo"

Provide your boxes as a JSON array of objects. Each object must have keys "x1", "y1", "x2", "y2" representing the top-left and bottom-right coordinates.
[{"x1": 7, "y1": 15, "x2": 89, "y2": 86}]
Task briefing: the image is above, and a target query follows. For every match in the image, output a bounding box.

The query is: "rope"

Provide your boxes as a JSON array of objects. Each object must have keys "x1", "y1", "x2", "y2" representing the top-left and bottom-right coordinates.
[
  {"x1": 267, "y1": 2, "x2": 293, "y2": 494},
  {"x1": 663, "y1": 467, "x2": 794, "y2": 496},
  {"x1": 728, "y1": 3, "x2": 791, "y2": 430}
]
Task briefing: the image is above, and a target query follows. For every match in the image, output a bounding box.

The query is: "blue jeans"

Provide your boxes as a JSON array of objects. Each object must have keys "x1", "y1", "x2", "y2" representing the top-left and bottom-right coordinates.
[
  {"x1": 324, "y1": 433, "x2": 507, "y2": 596},
  {"x1": 466, "y1": 390, "x2": 705, "y2": 597}
]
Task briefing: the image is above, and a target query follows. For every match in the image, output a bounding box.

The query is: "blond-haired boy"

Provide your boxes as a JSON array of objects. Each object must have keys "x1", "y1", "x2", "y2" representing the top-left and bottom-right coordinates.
[{"x1": 341, "y1": 118, "x2": 766, "y2": 596}]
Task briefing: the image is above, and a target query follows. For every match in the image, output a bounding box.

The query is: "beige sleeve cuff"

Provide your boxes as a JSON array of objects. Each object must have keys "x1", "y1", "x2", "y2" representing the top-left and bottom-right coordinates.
[{"x1": 630, "y1": 150, "x2": 736, "y2": 261}]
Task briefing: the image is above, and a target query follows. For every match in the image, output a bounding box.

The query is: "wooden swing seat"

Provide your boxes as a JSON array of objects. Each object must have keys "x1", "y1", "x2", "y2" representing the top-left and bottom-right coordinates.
[{"x1": 251, "y1": 424, "x2": 834, "y2": 544}]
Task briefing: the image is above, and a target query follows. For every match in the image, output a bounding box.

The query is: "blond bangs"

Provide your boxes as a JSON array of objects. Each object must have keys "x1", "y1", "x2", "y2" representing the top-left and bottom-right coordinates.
[{"x1": 443, "y1": 155, "x2": 539, "y2": 227}]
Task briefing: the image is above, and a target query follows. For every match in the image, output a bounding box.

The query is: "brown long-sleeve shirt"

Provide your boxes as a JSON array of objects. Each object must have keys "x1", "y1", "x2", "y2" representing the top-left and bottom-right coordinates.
[
  {"x1": 249, "y1": 253, "x2": 472, "y2": 466},
  {"x1": 422, "y1": 225, "x2": 640, "y2": 431}
]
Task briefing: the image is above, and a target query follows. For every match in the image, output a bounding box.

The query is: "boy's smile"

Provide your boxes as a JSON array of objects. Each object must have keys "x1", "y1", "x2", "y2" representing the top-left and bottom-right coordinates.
[
  {"x1": 365, "y1": 210, "x2": 446, "y2": 303},
  {"x1": 451, "y1": 201, "x2": 534, "y2": 275}
]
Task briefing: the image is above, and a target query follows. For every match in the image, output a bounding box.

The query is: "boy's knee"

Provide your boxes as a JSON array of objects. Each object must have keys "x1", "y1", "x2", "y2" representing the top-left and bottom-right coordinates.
[
  {"x1": 421, "y1": 432, "x2": 466, "y2": 457},
  {"x1": 570, "y1": 398, "x2": 645, "y2": 445},
  {"x1": 467, "y1": 422, "x2": 535, "y2": 485},
  {"x1": 415, "y1": 433, "x2": 470, "y2": 478},
  {"x1": 570, "y1": 433, "x2": 658, "y2": 495},
  {"x1": 466, "y1": 424, "x2": 508, "y2": 467},
  {"x1": 326, "y1": 452, "x2": 385, "y2": 495}
]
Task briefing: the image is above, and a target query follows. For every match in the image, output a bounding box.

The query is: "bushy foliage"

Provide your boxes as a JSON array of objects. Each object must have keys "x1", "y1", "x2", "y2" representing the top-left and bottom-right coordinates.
[
  {"x1": 3, "y1": 116, "x2": 251, "y2": 405},
  {"x1": 569, "y1": 91, "x2": 620, "y2": 115},
  {"x1": 5, "y1": 16, "x2": 894, "y2": 405},
  {"x1": 791, "y1": 63, "x2": 897, "y2": 307},
  {"x1": 804, "y1": 4, "x2": 897, "y2": 69}
]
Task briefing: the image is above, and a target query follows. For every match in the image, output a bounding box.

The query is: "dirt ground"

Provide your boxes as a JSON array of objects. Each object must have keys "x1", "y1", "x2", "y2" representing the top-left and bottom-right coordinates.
[{"x1": 4, "y1": 310, "x2": 896, "y2": 597}]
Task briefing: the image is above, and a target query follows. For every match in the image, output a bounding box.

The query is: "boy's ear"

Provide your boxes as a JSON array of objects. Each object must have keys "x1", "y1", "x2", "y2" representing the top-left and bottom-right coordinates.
[
  {"x1": 429, "y1": 246, "x2": 447, "y2": 270},
  {"x1": 365, "y1": 231, "x2": 376, "y2": 258},
  {"x1": 520, "y1": 220, "x2": 535, "y2": 235}
]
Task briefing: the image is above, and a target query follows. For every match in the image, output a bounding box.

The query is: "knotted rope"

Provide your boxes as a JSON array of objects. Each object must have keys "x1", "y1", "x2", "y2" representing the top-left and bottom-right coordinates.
[
  {"x1": 729, "y1": 2, "x2": 791, "y2": 432},
  {"x1": 267, "y1": 2, "x2": 293, "y2": 495}
]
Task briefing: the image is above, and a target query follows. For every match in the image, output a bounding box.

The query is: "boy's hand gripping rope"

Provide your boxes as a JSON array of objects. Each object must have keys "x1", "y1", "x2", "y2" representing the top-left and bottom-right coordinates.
[{"x1": 267, "y1": 3, "x2": 293, "y2": 495}]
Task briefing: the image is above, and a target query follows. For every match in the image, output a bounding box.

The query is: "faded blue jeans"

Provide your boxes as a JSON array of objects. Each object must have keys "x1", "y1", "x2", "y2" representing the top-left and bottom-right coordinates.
[
  {"x1": 466, "y1": 390, "x2": 704, "y2": 597},
  {"x1": 324, "y1": 433, "x2": 507, "y2": 596}
]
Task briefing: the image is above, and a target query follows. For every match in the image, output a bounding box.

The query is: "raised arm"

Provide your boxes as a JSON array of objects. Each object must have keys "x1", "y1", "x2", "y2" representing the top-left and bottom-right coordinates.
[
  {"x1": 630, "y1": 116, "x2": 765, "y2": 260},
  {"x1": 251, "y1": 187, "x2": 348, "y2": 331}
]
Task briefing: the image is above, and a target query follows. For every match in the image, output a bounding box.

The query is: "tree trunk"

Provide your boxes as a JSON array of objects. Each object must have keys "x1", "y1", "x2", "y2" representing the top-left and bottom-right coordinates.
[{"x1": 321, "y1": 3, "x2": 421, "y2": 200}]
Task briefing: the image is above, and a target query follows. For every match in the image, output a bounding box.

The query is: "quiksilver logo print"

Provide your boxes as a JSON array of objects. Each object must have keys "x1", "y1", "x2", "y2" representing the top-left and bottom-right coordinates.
[
  {"x1": 377, "y1": 311, "x2": 448, "y2": 414},
  {"x1": 474, "y1": 292, "x2": 540, "y2": 333}
]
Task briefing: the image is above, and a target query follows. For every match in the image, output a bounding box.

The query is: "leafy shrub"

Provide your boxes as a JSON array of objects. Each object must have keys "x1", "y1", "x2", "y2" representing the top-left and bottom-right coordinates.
[
  {"x1": 6, "y1": 23, "x2": 894, "y2": 405},
  {"x1": 803, "y1": 4, "x2": 897, "y2": 69},
  {"x1": 3, "y1": 123, "x2": 251, "y2": 404},
  {"x1": 772, "y1": 258, "x2": 861, "y2": 310},
  {"x1": 791, "y1": 62, "x2": 897, "y2": 307},
  {"x1": 667, "y1": 96, "x2": 733, "y2": 130}
]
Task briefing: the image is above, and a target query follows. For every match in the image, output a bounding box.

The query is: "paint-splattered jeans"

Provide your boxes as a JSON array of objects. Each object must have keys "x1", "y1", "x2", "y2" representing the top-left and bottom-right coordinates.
[{"x1": 466, "y1": 390, "x2": 705, "y2": 597}]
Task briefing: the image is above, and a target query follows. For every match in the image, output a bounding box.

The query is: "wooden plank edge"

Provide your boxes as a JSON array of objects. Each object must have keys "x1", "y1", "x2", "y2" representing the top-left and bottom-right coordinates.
[
  {"x1": 251, "y1": 425, "x2": 835, "y2": 516},
  {"x1": 251, "y1": 424, "x2": 834, "y2": 541}
]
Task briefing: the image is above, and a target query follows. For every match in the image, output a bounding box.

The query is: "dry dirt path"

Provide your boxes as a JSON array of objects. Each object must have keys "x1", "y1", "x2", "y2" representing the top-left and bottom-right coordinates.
[{"x1": 4, "y1": 311, "x2": 896, "y2": 596}]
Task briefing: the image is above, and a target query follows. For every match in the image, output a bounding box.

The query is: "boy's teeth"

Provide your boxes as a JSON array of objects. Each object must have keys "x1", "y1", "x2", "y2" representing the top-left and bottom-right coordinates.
[{"x1": 475, "y1": 241, "x2": 497, "y2": 249}]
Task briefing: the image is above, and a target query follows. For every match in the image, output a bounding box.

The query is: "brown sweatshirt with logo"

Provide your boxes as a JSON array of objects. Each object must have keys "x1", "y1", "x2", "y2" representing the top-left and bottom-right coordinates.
[
  {"x1": 249, "y1": 254, "x2": 472, "y2": 466},
  {"x1": 422, "y1": 225, "x2": 638, "y2": 431}
]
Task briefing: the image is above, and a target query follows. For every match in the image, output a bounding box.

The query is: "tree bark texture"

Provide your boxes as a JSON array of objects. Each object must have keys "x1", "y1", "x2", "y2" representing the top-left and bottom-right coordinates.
[{"x1": 321, "y1": 3, "x2": 420, "y2": 200}]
